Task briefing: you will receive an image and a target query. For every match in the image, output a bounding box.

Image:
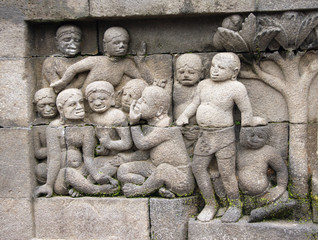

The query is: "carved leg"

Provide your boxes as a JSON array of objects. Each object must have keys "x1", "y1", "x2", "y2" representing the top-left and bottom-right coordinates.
[{"x1": 192, "y1": 155, "x2": 218, "y2": 222}]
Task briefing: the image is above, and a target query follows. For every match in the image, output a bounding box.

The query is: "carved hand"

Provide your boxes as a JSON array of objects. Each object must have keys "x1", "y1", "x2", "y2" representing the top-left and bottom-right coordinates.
[
  {"x1": 176, "y1": 115, "x2": 189, "y2": 126},
  {"x1": 261, "y1": 186, "x2": 285, "y2": 203},
  {"x1": 50, "y1": 80, "x2": 67, "y2": 93},
  {"x1": 94, "y1": 173, "x2": 114, "y2": 185},
  {"x1": 34, "y1": 184, "x2": 53, "y2": 198},
  {"x1": 129, "y1": 100, "x2": 141, "y2": 125},
  {"x1": 109, "y1": 155, "x2": 124, "y2": 167}
]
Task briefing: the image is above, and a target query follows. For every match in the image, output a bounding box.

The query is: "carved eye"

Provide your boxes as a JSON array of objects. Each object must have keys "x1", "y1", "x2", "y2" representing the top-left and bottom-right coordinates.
[
  {"x1": 49, "y1": 104, "x2": 55, "y2": 107},
  {"x1": 38, "y1": 104, "x2": 45, "y2": 108}
]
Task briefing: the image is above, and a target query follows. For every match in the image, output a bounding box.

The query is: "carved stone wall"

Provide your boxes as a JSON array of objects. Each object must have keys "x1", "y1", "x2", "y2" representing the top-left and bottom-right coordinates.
[{"x1": 1, "y1": 1, "x2": 318, "y2": 240}]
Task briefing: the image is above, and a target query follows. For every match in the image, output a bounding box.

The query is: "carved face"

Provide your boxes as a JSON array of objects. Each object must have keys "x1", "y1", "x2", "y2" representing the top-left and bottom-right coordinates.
[
  {"x1": 135, "y1": 91, "x2": 158, "y2": 120},
  {"x1": 36, "y1": 97, "x2": 57, "y2": 118},
  {"x1": 210, "y1": 55, "x2": 237, "y2": 82},
  {"x1": 177, "y1": 66, "x2": 201, "y2": 86},
  {"x1": 241, "y1": 128, "x2": 268, "y2": 149},
  {"x1": 121, "y1": 88, "x2": 142, "y2": 113},
  {"x1": 88, "y1": 91, "x2": 113, "y2": 113},
  {"x1": 62, "y1": 94, "x2": 85, "y2": 120},
  {"x1": 57, "y1": 32, "x2": 81, "y2": 57},
  {"x1": 104, "y1": 35, "x2": 129, "y2": 57}
]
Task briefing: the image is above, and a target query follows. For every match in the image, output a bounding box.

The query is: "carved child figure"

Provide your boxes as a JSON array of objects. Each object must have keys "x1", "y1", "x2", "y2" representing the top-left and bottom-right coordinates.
[
  {"x1": 177, "y1": 52, "x2": 266, "y2": 223},
  {"x1": 50, "y1": 27, "x2": 142, "y2": 93},
  {"x1": 34, "y1": 89, "x2": 118, "y2": 198},
  {"x1": 33, "y1": 88, "x2": 58, "y2": 184},
  {"x1": 238, "y1": 126, "x2": 296, "y2": 222},
  {"x1": 42, "y1": 24, "x2": 86, "y2": 90},
  {"x1": 173, "y1": 53, "x2": 203, "y2": 153},
  {"x1": 118, "y1": 86, "x2": 195, "y2": 198}
]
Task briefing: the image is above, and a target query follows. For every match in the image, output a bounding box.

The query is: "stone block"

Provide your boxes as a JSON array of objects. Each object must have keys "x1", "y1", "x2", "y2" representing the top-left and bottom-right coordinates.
[
  {"x1": 188, "y1": 217, "x2": 318, "y2": 240},
  {"x1": 0, "y1": 3, "x2": 28, "y2": 58},
  {"x1": 240, "y1": 79, "x2": 288, "y2": 122},
  {"x1": 99, "y1": 17, "x2": 220, "y2": 54},
  {"x1": 34, "y1": 197, "x2": 150, "y2": 240},
  {"x1": 23, "y1": 0, "x2": 89, "y2": 21},
  {"x1": 0, "y1": 198, "x2": 34, "y2": 240},
  {"x1": 150, "y1": 196, "x2": 199, "y2": 240},
  {"x1": 0, "y1": 59, "x2": 35, "y2": 127},
  {"x1": 257, "y1": 0, "x2": 318, "y2": 12},
  {"x1": 0, "y1": 128, "x2": 35, "y2": 198},
  {"x1": 91, "y1": 0, "x2": 255, "y2": 18},
  {"x1": 29, "y1": 21, "x2": 98, "y2": 57}
]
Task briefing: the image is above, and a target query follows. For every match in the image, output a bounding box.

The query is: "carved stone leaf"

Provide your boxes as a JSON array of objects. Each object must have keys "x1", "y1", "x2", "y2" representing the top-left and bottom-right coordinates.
[
  {"x1": 239, "y1": 13, "x2": 257, "y2": 51},
  {"x1": 254, "y1": 27, "x2": 281, "y2": 51},
  {"x1": 217, "y1": 27, "x2": 249, "y2": 52},
  {"x1": 295, "y1": 13, "x2": 318, "y2": 49}
]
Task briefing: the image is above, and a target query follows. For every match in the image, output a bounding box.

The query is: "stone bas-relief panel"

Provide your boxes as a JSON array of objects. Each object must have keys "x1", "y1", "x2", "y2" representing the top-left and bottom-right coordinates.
[{"x1": 28, "y1": 10, "x2": 318, "y2": 239}]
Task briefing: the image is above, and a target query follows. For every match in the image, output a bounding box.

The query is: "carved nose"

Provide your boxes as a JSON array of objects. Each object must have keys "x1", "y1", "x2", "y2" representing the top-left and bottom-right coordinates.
[{"x1": 44, "y1": 105, "x2": 51, "y2": 111}]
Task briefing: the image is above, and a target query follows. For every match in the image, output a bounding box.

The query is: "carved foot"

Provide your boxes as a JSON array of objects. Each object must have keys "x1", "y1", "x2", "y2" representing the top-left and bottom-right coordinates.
[
  {"x1": 99, "y1": 184, "x2": 119, "y2": 195},
  {"x1": 109, "y1": 178, "x2": 119, "y2": 187},
  {"x1": 197, "y1": 205, "x2": 218, "y2": 222},
  {"x1": 69, "y1": 188, "x2": 82, "y2": 198},
  {"x1": 122, "y1": 183, "x2": 142, "y2": 197},
  {"x1": 248, "y1": 208, "x2": 266, "y2": 223},
  {"x1": 221, "y1": 206, "x2": 242, "y2": 223},
  {"x1": 159, "y1": 187, "x2": 175, "y2": 198}
]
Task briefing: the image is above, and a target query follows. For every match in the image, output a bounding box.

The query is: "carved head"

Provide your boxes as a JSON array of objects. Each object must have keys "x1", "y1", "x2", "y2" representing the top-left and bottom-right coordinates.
[
  {"x1": 176, "y1": 54, "x2": 203, "y2": 86},
  {"x1": 240, "y1": 126, "x2": 270, "y2": 149},
  {"x1": 135, "y1": 86, "x2": 170, "y2": 120},
  {"x1": 56, "y1": 24, "x2": 82, "y2": 57},
  {"x1": 121, "y1": 79, "x2": 148, "y2": 113},
  {"x1": 34, "y1": 88, "x2": 57, "y2": 118},
  {"x1": 103, "y1": 27, "x2": 129, "y2": 57},
  {"x1": 210, "y1": 53, "x2": 240, "y2": 81},
  {"x1": 85, "y1": 81, "x2": 115, "y2": 113},
  {"x1": 221, "y1": 15, "x2": 243, "y2": 31},
  {"x1": 56, "y1": 88, "x2": 85, "y2": 122}
]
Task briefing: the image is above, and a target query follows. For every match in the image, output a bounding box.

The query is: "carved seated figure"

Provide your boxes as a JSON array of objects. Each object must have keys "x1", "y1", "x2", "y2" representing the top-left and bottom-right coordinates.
[
  {"x1": 41, "y1": 24, "x2": 86, "y2": 90},
  {"x1": 176, "y1": 52, "x2": 266, "y2": 223},
  {"x1": 117, "y1": 86, "x2": 195, "y2": 198},
  {"x1": 34, "y1": 88, "x2": 118, "y2": 198},
  {"x1": 50, "y1": 27, "x2": 142, "y2": 93},
  {"x1": 85, "y1": 81, "x2": 133, "y2": 186},
  {"x1": 238, "y1": 126, "x2": 296, "y2": 222},
  {"x1": 33, "y1": 88, "x2": 58, "y2": 184}
]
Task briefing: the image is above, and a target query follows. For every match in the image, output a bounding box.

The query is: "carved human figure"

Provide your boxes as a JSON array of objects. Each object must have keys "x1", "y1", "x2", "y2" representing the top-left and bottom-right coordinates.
[
  {"x1": 33, "y1": 88, "x2": 58, "y2": 184},
  {"x1": 85, "y1": 81, "x2": 133, "y2": 185},
  {"x1": 50, "y1": 27, "x2": 142, "y2": 93},
  {"x1": 34, "y1": 88, "x2": 118, "y2": 198},
  {"x1": 176, "y1": 52, "x2": 266, "y2": 223},
  {"x1": 118, "y1": 86, "x2": 195, "y2": 198},
  {"x1": 173, "y1": 53, "x2": 203, "y2": 154},
  {"x1": 41, "y1": 24, "x2": 87, "y2": 90},
  {"x1": 238, "y1": 126, "x2": 296, "y2": 222}
]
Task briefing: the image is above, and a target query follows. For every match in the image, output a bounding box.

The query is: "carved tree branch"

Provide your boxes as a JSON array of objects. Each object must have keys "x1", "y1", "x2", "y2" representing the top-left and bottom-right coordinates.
[
  {"x1": 239, "y1": 69, "x2": 259, "y2": 79},
  {"x1": 301, "y1": 57, "x2": 318, "y2": 89}
]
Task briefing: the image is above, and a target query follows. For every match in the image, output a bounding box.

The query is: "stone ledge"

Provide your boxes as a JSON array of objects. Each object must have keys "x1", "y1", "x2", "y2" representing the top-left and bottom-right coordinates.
[
  {"x1": 188, "y1": 217, "x2": 318, "y2": 240},
  {"x1": 34, "y1": 197, "x2": 150, "y2": 240},
  {"x1": 257, "y1": 0, "x2": 318, "y2": 12}
]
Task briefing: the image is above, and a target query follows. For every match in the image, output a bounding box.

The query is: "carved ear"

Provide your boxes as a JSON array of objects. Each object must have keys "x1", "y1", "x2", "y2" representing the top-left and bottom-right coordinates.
[
  {"x1": 57, "y1": 104, "x2": 65, "y2": 121},
  {"x1": 232, "y1": 68, "x2": 239, "y2": 80},
  {"x1": 156, "y1": 106, "x2": 164, "y2": 117}
]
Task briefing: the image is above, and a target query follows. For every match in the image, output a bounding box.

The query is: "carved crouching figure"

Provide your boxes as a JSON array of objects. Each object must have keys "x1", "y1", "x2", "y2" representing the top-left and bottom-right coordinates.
[
  {"x1": 34, "y1": 89, "x2": 118, "y2": 198},
  {"x1": 238, "y1": 126, "x2": 296, "y2": 222},
  {"x1": 177, "y1": 52, "x2": 266, "y2": 223},
  {"x1": 118, "y1": 86, "x2": 195, "y2": 198},
  {"x1": 50, "y1": 27, "x2": 141, "y2": 93},
  {"x1": 33, "y1": 88, "x2": 58, "y2": 184}
]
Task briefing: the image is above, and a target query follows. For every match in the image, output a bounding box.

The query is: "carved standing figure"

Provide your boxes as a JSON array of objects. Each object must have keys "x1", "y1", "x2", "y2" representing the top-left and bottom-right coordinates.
[
  {"x1": 50, "y1": 27, "x2": 142, "y2": 93},
  {"x1": 41, "y1": 24, "x2": 86, "y2": 90},
  {"x1": 177, "y1": 52, "x2": 266, "y2": 223},
  {"x1": 34, "y1": 88, "x2": 118, "y2": 198},
  {"x1": 118, "y1": 86, "x2": 195, "y2": 198},
  {"x1": 238, "y1": 126, "x2": 296, "y2": 222},
  {"x1": 33, "y1": 88, "x2": 58, "y2": 184}
]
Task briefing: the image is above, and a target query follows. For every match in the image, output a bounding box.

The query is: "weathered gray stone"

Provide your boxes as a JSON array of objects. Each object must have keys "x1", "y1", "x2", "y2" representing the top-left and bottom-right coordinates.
[
  {"x1": 34, "y1": 197, "x2": 150, "y2": 240},
  {"x1": 91, "y1": 0, "x2": 255, "y2": 18},
  {"x1": 0, "y1": 128, "x2": 35, "y2": 198},
  {"x1": 0, "y1": 198, "x2": 34, "y2": 240},
  {"x1": 188, "y1": 217, "x2": 318, "y2": 240},
  {"x1": 150, "y1": 196, "x2": 199, "y2": 240},
  {"x1": 240, "y1": 79, "x2": 288, "y2": 122},
  {"x1": 257, "y1": 0, "x2": 318, "y2": 12},
  {"x1": 267, "y1": 123, "x2": 289, "y2": 160},
  {"x1": 0, "y1": 59, "x2": 35, "y2": 127},
  {"x1": 23, "y1": 0, "x2": 89, "y2": 21}
]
